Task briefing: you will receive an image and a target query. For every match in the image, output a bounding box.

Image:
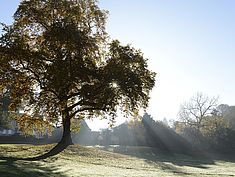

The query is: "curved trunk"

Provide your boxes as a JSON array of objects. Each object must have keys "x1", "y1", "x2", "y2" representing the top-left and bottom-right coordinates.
[
  {"x1": 60, "y1": 116, "x2": 73, "y2": 145},
  {"x1": 23, "y1": 116, "x2": 73, "y2": 161}
]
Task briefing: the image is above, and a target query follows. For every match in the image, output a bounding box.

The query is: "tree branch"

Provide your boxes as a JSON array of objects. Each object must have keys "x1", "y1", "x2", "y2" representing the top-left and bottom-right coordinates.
[{"x1": 69, "y1": 106, "x2": 106, "y2": 119}]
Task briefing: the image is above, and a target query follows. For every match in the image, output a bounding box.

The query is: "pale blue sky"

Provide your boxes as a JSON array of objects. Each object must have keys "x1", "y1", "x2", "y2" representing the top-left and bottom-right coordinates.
[{"x1": 1, "y1": 1, "x2": 235, "y2": 130}]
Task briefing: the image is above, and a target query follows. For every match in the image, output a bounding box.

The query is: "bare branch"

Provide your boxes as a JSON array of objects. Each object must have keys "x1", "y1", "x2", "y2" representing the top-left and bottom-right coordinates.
[
  {"x1": 178, "y1": 92, "x2": 218, "y2": 130},
  {"x1": 69, "y1": 106, "x2": 106, "y2": 119}
]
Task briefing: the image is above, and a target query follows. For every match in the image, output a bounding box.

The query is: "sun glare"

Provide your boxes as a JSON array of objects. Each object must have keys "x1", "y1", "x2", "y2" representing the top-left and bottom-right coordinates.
[{"x1": 111, "y1": 82, "x2": 118, "y2": 88}]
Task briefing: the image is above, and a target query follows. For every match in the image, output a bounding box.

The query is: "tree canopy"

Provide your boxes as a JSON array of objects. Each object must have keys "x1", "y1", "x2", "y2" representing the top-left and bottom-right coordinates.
[{"x1": 0, "y1": 0, "x2": 155, "y2": 159}]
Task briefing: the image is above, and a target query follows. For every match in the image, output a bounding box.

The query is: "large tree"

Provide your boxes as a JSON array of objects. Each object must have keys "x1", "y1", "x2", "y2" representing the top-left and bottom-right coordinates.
[{"x1": 0, "y1": 0, "x2": 155, "y2": 159}]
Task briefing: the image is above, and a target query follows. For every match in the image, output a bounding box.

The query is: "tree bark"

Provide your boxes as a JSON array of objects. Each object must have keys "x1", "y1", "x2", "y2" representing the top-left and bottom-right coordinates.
[{"x1": 60, "y1": 116, "x2": 73, "y2": 145}]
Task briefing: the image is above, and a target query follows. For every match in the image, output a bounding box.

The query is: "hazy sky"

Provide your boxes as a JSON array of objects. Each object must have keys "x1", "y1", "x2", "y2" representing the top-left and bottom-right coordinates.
[{"x1": 1, "y1": 1, "x2": 235, "y2": 130}]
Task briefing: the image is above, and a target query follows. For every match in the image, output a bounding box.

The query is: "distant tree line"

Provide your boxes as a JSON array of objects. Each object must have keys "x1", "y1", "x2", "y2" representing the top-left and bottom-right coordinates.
[{"x1": 175, "y1": 93, "x2": 235, "y2": 154}]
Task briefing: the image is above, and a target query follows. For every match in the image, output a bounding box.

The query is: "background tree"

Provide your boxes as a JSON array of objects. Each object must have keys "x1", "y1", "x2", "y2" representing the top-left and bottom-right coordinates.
[
  {"x1": 216, "y1": 104, "x2": 235, "y2": 130},
  {"x1": 178, "y1": 92, "x2": 218, "y2": 131},
  {"x1": 176, "y1": 93, "x2": 218, "y2": 149},
  {"x1": 0, "y1": 0, "x2": 155, "y2": 160},
  {"x1": 176, "y1": 93, "x2": 235, "y2": 153},
  {"x1": 206, "y1": 105, "x2": 235, "y2": 153}
]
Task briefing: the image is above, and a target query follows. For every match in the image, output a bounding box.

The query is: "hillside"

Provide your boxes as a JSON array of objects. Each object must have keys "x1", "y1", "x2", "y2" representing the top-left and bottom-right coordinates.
[{"x1": 0, "y1": 144, "x2": 235, "y2": 177}]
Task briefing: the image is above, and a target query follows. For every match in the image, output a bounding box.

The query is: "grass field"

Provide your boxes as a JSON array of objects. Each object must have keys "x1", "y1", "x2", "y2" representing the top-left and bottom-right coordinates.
[{"x1": 0, "y1": 144, "x2": 234, "y2": 177}]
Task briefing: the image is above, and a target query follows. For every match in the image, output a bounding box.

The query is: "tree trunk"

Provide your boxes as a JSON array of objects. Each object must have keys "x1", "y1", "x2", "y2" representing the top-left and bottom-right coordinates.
[
  {"x1": 21, "y1": 115, "x2": 73, "y2": 161},
  {"x1": 60, "y1": 116, "x2": 73, "y2": 145}
]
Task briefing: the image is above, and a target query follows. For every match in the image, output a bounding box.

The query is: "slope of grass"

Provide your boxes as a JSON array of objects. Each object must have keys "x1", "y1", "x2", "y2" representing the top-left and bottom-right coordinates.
[{"x1": 0, "y1": 144, "x2": 234, "y2": 177}]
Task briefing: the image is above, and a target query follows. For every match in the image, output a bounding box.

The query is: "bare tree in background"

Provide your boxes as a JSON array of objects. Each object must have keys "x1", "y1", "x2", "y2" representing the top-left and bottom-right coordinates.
[{"x1": 178, "y1": 92, "x2": 218, "y2": 131}]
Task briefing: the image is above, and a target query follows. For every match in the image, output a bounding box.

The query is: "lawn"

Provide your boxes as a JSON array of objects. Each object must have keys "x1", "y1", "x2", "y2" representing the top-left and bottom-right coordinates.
[{"x1": 0, "y1": 144, "x2": 234, "y2": 177}]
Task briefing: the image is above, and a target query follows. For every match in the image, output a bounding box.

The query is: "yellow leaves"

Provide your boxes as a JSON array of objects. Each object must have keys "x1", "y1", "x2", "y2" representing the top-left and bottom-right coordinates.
[
  {"x1": 132, "y1": 108, "x2": 140, "y2": 119},
  {"x1": 70, "y1": 118, "x2": 81, "y2": 133},
  {"x1": 8, "y1": 103, "x2": 17, "y2": 112},
  {"x1": 15, "y1": 114, "x2": 53, "y2": 137},
  {"x1": 174, "y1": 121, "x2": 186, "y2": 134},
  {"x1": 128, "y1": 117, "x2": 142, "y2": 129},
  {"x1": 201, "y1": 116, "x2": 230, "y2": 137}
]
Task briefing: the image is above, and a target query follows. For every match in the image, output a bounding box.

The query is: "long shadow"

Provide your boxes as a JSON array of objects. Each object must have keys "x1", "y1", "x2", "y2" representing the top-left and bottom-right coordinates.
[
  {"x1": 0, "y1": 155, "x2": 68, "y2": 177},
  {"x1": 99, "y1": 145, "x2": 215, "y2": 169},
  {"x1": 142, "y1": 149, "x2": 215, "y2": 169},
  {"x1": 97, "y1": 145, "x2": 196, "y2": 176}
]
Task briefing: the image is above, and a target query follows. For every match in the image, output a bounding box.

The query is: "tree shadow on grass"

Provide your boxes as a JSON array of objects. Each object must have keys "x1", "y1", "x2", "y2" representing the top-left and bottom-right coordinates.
[
  {"x1": 0, "y1": 156, "x2": 68, "y2": 177},
  {"x1": 100, "y1": 146, "x2": 215, "y2": 171},
  {"x1": 141, "y1": 150, "x2": 215, "y2": 169}
]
